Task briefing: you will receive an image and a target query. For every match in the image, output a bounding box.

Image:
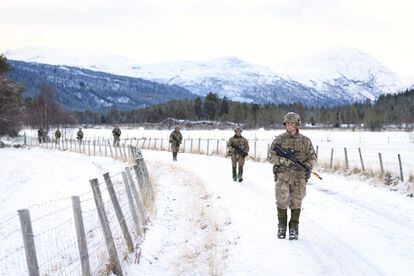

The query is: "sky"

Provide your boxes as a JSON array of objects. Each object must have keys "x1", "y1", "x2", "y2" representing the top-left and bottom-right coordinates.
[{"x1": 1, "y1": 0, "x2": 413, "y2": 75}]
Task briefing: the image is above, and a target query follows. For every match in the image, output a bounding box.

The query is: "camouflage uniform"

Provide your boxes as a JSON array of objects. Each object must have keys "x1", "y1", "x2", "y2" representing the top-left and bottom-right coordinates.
[
  {"x1": 268, "y1": 112, "x2": 317, "y2": 240},
  {"x1": 55, "y1": 129, "x2": 61, "y2": 144},
  {"x1": 169, "y1": 128, "x2": 183, "y2": 161},
  {"x1": 227, "y1": 127, "x2": 249, "y2": 182},
  {"x1": 76, "y1": 129, "x2": 84, "y2": 143},
  {"x1": 112, "y1": 127, "x2": 121, "y2": 146},
  {"x1": 38, "y1": 128, "x2": 43, "y2": 143}
]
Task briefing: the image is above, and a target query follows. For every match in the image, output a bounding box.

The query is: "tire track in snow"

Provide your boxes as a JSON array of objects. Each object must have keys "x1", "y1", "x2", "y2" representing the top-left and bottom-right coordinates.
[{"x1": 239, "y1": 178, "x2": 387, "y2": 276}]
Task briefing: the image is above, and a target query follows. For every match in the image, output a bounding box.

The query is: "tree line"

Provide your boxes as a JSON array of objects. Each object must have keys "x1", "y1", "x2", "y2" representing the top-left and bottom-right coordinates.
[{"x1": 76, "y1": 91, "x2": 414, "y2": 130}]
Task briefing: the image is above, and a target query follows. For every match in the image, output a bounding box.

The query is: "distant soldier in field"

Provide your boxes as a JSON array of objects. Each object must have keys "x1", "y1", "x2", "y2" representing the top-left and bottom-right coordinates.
[
  {"x1": 227, "y1": 126, "x2": 249, "y2": 182},
  {"x1": 55, "y1": 128, "x2": 61, "y2": 144},
  {"x1": 76, "y1": 128, "x2": 84, "y2": 143},
  {"x1": 268, "y1": 112, "x2": 317, "y2": 240},
  {"x1": 37, "y1": 128, "x2": 43, "y2": 143},
  {"x1": 112, "y1": 126, "x2": 121, "y2": 146},
  {"x1": 169, "y1": 126, "x2": 183, "y2": 161}
]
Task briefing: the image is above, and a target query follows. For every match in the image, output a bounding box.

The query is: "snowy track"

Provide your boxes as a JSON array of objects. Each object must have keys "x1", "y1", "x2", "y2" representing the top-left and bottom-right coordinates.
[{"x1": 132, "y1": 150, "x2": 414, "y2": 276}]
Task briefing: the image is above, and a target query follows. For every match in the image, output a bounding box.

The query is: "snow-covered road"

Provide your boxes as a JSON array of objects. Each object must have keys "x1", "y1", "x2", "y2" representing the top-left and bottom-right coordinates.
[{"x1": 130, "y1": 150, "x2": 414, "y2": 275}]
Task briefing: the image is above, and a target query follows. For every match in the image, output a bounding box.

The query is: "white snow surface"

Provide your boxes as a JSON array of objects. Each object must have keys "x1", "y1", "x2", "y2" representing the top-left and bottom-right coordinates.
[
  {"x1": 0, "y1": 147, "x2": 126, "y2": 218},
  {"x1": 1, "y1": 139, "x2": 414, "y2": 275},
  {"x1": 130, "y1": 150, "x2": 414, "y2": 275}
]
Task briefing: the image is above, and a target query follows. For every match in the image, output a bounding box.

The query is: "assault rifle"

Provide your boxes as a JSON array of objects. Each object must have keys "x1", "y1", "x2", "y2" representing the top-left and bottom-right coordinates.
[
  {"x1": 231, "y1": 144, "x2": 255, "y2": 160},
  {"x1": 272, "y1": 143, "x2": 322, "y2": 180}
]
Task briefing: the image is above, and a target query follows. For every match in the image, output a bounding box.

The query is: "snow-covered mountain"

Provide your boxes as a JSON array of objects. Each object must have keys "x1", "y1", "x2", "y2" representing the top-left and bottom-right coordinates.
[
  {"x1": 279, "y1": 47, "x2": 413, "y2": 102},
  {"x1": 5, "y1": 46, "x2": 413, "y2": 106}
]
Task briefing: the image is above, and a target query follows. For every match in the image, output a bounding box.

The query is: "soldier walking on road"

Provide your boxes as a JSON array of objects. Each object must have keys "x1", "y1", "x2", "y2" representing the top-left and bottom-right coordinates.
[
  {"x1": 268, "y1": 112, "x2": 317, "y2": 240},
  {"x1": 227, "y1": 127, "x2": 249, "y2": 182},
  {"x1": 55, "y1": 128, "x2": 61, "y2": 144},
  {"x1": 169, "y1": 126, "x2": 183, "y2": 161},
  {"x1": 76, "y1": 128, "x2": 84, "y2": 143},
  {"x1": 112, "y1": 126, "x2": 121, "y2": 146},
  {"x1": 37, "y1": 128, "x2": 43, "y2": 143}
]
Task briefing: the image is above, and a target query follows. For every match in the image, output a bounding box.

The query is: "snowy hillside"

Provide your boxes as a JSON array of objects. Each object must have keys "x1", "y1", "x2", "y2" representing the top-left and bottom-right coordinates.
[
  {"x1": 6, "y1": 46, "x2": 414, "y2": 106},
  {"x1": 7, "y1": 60, "x2": 196, "y2": 111},
  {"x1": 279, "y1": 47, "x2": 413, "y2": 102}
]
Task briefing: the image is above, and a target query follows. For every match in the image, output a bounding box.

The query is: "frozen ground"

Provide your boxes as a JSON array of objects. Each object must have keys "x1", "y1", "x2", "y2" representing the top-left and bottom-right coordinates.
[
  {"x1": 129, "y1": 150, "x2": 414, "y2": 275},
  {"x1": 1, "y1": 145, "x2": 413, "y2": 275}
]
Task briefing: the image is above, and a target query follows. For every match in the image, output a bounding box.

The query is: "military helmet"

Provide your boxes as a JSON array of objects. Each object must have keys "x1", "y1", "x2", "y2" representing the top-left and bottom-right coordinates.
[
  {"x1": 234, "y1": 126, "x2": 242, "y2": 133},
  {"x1": 283, "y1": 112, "x2": 301, "y2": 126}
]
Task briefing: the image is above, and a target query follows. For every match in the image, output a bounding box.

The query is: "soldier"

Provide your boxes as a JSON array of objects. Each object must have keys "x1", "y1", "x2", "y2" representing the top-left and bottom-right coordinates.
[
  {"x1": 169, "y1": 126, "x2": 182, "y2": 161},
  {"x1": 55, "y1": 128, "x2": 61, "y2": 144},
  {"x1": 112, "y1": 126, "x2": 121, "y2": 146},
  {"x1": 76, "y1": 128, "x2": 84, "y2": 143},
  {"x1": 268, "y1": 112, "x2": 317, "y2": 240},
  {"x1": 37, "y1": 128, "x2": 43, "y2": 143},
  {"x1": 227, "y1": 127, "x2": 249, "y2": 182}
]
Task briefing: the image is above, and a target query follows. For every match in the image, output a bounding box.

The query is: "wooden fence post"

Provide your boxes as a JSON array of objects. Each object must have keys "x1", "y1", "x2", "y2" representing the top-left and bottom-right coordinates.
[
  {"x1": 121, "y1": 172, "x2": 143, "y2": 237},
  {"x1": 18, "y1": 209, "x2": 40, "y2": 276},
  {"x1": 198, "y1": 138, "x2": 201, "y2": 153},
  {"x1": 125, "y1": 167, "x2": 147, "y2": 225},
  {"x1": 89, "y1": 178, "x2": 123, "y2": 276},
  {"x1": 108, "y1": 141, "x2": 113, "y2": 158},
  {"x1": 103, "y1": 173, "x2": 134, "y2": 252},
  {"x1": 71, "y1": 196, "x2": 91, "y2": 276},
  {"x1": 330, "y1": 148, "x2": 334, "y2": 169},
  {"x1": 254, "y1": 140, "x2": 257, "y2": 160},
  {"x1": 398, "y1": 154, "x2": 404, "y2": 182},
  {"x1": 207, "y1": 139, "x2": 210, "y2": 155},
  {"x1": 190, "y1": 139, "x2": 193, "y2": 153},
  {"x1": 358, "y1": 147, "x2": 365, "y2": 172},
  {"x1": 216, "y1": 139, "x2": 219, "y2": 155},
  {"x1": 344, "y1": 147, "x2": 349, "y2": 170},
  {"x1": 122, "y1": 145, "x2": 127, "y2": 161},
  {"x1": 378, "y1": 153, "x2": 384, "y2": 174}
]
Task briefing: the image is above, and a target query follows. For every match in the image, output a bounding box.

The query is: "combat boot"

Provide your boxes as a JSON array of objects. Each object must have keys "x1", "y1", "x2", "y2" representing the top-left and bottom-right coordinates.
[
  {"x1": 232, "y1": 167, "x2": 237, "y2": 181},
  {"x1": 172, "y1": 152, "x2": 177, "y2": 161},
  {"x1": 277, "y1": 208, "x2": 287, "y2": 239},
  {"x1": 238, "y1": 167, "x2": 243, "y2": 182},
  {"x1": 289, "y1": 209, "x2": 301, "y2": 240}
]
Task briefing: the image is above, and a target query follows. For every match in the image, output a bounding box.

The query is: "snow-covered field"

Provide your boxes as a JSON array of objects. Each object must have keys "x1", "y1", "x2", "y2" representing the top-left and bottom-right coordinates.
[
  {"x1": 2, "y1": 128, "x2": 414, "y2": 275},
  {"x1": 0, "y1": 147, "x2": 129, "y2": 275}
]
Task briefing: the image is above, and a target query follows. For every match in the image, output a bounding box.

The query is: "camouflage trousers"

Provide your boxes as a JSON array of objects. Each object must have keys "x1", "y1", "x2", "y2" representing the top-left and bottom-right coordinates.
[
  {"x1": 275, "y1": 170, "x2": 306, "y2": 209},
  {"x1": 231, "y1": 154, "x2": 245, "y2": 169},
  {"x1": 113, "y1": 136, "x2": 120, "y2": 146},
  {"x1": 171, "y1": 143, "x2": 180, "y2": 153}
]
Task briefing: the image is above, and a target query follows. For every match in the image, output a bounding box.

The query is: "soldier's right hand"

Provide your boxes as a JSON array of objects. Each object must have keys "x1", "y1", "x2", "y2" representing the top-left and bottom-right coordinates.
[{"x1": 280, "y1": 157, "x2": 293, "y2": 166}]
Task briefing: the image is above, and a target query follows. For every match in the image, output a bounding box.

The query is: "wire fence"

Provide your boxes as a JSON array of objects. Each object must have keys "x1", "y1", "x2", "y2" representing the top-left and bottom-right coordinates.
[
  {"x1": 0, "y1": 141, "x2": 155, "y2": 275},
  {"x1": 24, "y1": 132, "x2": 414, "y2": 185}
]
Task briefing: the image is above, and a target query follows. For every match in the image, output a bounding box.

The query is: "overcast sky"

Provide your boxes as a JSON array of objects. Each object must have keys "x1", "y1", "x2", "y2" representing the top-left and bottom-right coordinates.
[{"x1": 1, "y1": 0, "x2": 413, "y2": 75}]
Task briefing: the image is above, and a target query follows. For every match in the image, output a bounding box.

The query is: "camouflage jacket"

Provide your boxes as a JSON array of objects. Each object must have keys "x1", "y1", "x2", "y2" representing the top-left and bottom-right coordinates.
[
  {"x1": 169, "y1": 130, "x2": 183, "y2": 146},
  {"x1": 112, "y1": 127, "x2": 121, "y2": 137},
  {"x1": 227, "y1": 135, "x2": 249, "y2": 157},
  {"x1": 268, "y1": 130, "x2": 317, "y2": 171},
  {"x1": 77, "y1": 131, "x2": 84, "y2": 140},
  {"x1": 55, "y1": 130, "x2": 61, "y2": 138}
]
